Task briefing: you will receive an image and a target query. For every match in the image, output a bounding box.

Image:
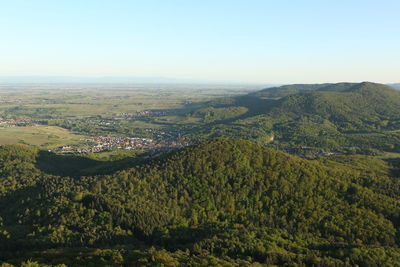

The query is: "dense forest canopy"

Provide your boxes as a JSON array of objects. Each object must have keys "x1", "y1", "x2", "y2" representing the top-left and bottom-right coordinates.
[
  {"x1": 187, "y1": 82, "x2": 400, "y2": 156},
  {"x1": 250, "y1": 83, "x2": 357, "y2": 98},
  {"x1": 1, "y1": 139, "x2": 400, "y2": 266}
]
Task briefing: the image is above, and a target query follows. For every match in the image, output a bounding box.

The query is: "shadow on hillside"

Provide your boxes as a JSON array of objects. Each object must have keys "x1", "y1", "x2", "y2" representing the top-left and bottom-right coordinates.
[
  {"x1": 36, "y1": 151, "x2": 142, "y2": 177},
  {"x1": 235, "y1": 95, "x2": 278, "y2": 114},
  {"x1": 204, "y1": 96, "x2": 278, "y2": 126},
  {"x1": 150, "y1": 222, "x2": 228, "y2": 250},
  {"x1": 382, "y1": 157, "x2": 400, "y2": 178}
]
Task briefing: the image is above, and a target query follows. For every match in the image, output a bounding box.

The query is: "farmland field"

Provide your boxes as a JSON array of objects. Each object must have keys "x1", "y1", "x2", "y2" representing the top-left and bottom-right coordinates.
[
  {"x1": 0, "y1": 84, "x2": 257, "y2": 150},
  {"x1": 0, "y1": 125, "x2": 86, "y2": 148},
  {"x1": 0, "y1": 84, "x2": 257, "y2": 118}
]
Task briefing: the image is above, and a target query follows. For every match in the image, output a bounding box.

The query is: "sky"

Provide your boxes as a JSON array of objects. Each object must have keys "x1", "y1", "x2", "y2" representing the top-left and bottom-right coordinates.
[{"x1": 0, "y1": 0, "x2": 399, "y2": 84}]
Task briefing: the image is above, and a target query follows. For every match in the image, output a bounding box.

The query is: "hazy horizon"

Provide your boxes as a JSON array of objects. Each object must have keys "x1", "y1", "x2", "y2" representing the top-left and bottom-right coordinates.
[
  {"x1": 1, "y1": 1, "x2": 399, "y2": 83},
  {"x1": 0, "y1": 76, "x2": 398, "y2": 87}
]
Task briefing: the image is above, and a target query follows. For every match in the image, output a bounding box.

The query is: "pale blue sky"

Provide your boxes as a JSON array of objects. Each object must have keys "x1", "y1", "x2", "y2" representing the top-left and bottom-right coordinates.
[{"x1": 0, "y1": 0, "x2": 399, "y2": 83}]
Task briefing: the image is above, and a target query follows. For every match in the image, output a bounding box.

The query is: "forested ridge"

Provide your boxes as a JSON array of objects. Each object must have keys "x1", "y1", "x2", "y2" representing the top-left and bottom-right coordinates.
[
  {"x1": 1, "y1": 139, "x2": 400, "y2": 266},
  {"x1": 250, "y1": 83, "x2": 357, "y2": 99},
  {"x1": 188, "y1": 82, "x2": 400, "y2": 156}
]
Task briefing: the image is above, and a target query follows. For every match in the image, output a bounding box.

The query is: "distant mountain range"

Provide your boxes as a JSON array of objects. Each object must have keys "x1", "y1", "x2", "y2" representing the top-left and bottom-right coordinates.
[
  {"x1": 0, "y1": 76, "x2": 266, "y2": 85},
  {"x1": 389, "y1": 83, "x2": 400, "y2": 90}
]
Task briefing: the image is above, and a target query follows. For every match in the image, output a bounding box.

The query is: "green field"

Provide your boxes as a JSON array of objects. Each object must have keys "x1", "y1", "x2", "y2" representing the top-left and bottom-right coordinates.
[
  {"x1": 378, "y1": 151, "x2": 400, "y2": 159},
  {"x1": 0, "y1": 125, "x2": 86, "y2": 148}
]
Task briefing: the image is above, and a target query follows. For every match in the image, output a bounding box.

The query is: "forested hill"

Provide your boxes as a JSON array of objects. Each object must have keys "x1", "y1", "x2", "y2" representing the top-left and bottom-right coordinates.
[
  {"x1": 250, "y1": 82, "x2": 356, "y2": 98},
  {"x1": 188, "y1": 82, "x2": 400, "y2": 155},
  {"x1": 270, "y1": 82, "x2": 400, "y2": 128},
  {"x1": 2, "y1": 139, "x2": 400, "y2": 265}
]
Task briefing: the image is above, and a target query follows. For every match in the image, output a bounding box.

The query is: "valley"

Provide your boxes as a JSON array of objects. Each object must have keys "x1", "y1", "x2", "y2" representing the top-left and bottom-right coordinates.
[
  {"x1": 3, "y1": 1, "x2": 399, "y2": 265},
  {"x1": 2, "y1": 82, "x2": 400, "y2": 158},
  {"x1": 1, "y1": 82, "x2": 400, "y2": 266}
]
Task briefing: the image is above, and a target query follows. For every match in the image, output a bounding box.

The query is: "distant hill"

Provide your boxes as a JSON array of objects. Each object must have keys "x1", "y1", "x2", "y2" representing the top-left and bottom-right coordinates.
[
  {"x1": 187, "y1": 82, "x2": 400, "y2": 155},
  {"x1": 251, "y1": 82, "x2": 356, "y2": 98},
  {"x1": 271, "y1": 82, "x2": 400, "y2": 128},
  {"x1": 389, "y1": 83, "x2": 400, "y2": 90},
  {"x1": 1, "y1": 139, "x2": 400, "y2": 265}
]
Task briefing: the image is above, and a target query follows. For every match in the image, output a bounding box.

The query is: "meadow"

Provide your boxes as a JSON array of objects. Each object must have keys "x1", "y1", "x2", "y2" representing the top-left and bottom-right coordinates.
[{"x1": 0, "y1": 125, "x2": 85, "y2": 148}]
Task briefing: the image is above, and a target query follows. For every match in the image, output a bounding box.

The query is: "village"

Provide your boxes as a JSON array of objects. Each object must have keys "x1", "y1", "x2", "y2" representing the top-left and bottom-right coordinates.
[
  {"x1": 58, "y1": 135, "x2": 187, "y2": 155},
  {"x1": 119, "y1": 110, "x2": 170, "y2": 119}
]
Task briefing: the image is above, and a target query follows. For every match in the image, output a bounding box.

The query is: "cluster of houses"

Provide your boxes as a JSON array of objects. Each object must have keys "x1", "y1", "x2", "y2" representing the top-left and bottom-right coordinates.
[
  {"x1": 59, "y1": 135, "x2": 186, "y2": 154},
  {"x1": 87, "y1": 136, "x2": 155, "y2": 150},
  {"x1": 120, "y1": 110, "x2": 169, "y2": 118},
  {"x1": 145, "y1": 128, "x2": 183, "y2": 140}
]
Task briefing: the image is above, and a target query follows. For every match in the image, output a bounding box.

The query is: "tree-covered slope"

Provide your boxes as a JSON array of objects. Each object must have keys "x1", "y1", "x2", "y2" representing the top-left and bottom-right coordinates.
[
  {"x1": 270, "y1": 82, "x2": 400, "y2": 130},
  {"x1": 187, "y1": 82, "x2": 400, "y2": 155},
  {"x1": 251, "y1": 82, "x2": 356, "y2": 98},
  {"x1": 1, "y1": 140, "x2": 400, "y2": 265}
]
